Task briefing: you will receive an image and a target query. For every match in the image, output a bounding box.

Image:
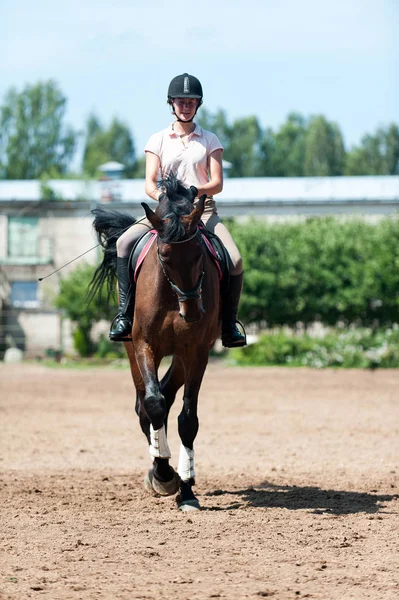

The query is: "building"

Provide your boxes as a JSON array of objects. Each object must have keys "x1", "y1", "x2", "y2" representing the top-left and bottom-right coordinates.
[{"x1": 0, "y1": 175, "x2": 398, "y2": 358}]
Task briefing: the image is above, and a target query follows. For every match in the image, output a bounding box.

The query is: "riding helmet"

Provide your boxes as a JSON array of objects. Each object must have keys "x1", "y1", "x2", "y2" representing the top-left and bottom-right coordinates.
[{"x1": 167, "y1": 73, "x2": 203, "y2": 101}]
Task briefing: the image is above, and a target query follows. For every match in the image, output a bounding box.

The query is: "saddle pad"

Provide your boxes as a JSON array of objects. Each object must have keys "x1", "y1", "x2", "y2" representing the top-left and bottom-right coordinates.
[
  {"x1": 200, "y1": 233, "x2": 223, "y2": 281},
  {"x1": 130, "y1": 228, "x2": 226, "y2": 284},
  {"x1": 130, "y1": 230, "x2": 157, "y2": 283}
]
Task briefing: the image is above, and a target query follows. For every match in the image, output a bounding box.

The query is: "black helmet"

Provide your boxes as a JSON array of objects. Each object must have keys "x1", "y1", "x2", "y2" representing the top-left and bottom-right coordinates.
[{"x1": 167, "y1": 73, "x2": 203, "y2": 100}]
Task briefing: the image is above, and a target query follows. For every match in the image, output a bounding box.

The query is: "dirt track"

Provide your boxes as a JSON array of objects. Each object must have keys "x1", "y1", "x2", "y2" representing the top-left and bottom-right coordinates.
[{"x1": 1, "y1": 362, "x2": 398, "y2": 600}]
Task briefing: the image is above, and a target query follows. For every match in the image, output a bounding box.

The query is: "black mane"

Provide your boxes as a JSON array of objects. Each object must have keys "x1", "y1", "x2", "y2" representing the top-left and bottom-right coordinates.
[{"x1": 156, "y1": 173, "x2": 196, "y2": 243}]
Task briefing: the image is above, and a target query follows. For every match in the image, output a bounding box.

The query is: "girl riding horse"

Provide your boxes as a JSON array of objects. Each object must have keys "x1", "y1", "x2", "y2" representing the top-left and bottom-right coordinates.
[{"x1": 109, "y1": 73, "x2": 246, "y2": 349}]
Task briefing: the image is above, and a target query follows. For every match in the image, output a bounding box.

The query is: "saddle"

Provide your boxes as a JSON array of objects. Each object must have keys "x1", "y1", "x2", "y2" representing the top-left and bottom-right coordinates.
[{"x1": 129, "y1": 226, "x2": 230, "y2": 292}]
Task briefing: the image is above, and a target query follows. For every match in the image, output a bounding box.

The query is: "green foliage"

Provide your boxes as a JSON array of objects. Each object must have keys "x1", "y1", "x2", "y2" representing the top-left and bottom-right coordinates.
[
  {"x1": 231, "y1": 326, "x2": 399, "y2": 369},
  {"x1": 197, "y1": 108, "x2": 231, "y2": 150},
  {"x1": 225, "y1": 116, "x2": 264, "y2": 177},
  {"x1": 1, "y1": 78, "x2": 398, "y2": 180},
  {"x1": 73, "y1": 326, "x2": 95, "y2": 358},
  {"x1": 132, "y1": 154, "x2": 146, "y2": 178},
  {"x1": 55, "y1": 262, "x2": 117, "y2": 356},
  {"x1": 263, "y1": 112, "x2": 307, "y2": 176},
  {"x1": 304, "y1": 115, "x2": 345, "y2": 176},
  {"x1": 39, "y1": 176, "x2": 63, "y2": 201},
  {"x1": 82, "y1": 114, "x2": 136, "y2": 177},
  {"x1": 200, "y1": 108, "x2": 399, "y2": 177},
  {"x1": 199, "y1": 109, "x2": 347, "y2": 177},
  {"x1": 345, "y1": 124, "x2": 399, "y2": 175},
  {"x1": 94, "y1": 334, "x2": 125, "y2": 359},
  {"x1": 199, "y1": 110, "x2": 264, "y2": 176},
  {"x1": 0, "y1": 80, "x2": 78, "y2": 179},
  {"x1": 228, "y1": 216, "x2": 399, "y2": 328}
]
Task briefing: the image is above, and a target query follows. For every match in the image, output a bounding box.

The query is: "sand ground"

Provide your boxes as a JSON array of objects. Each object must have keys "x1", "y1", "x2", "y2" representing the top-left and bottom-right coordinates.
[{"x1": 0, "y1": 362, "x2": 398, "y2": 599}]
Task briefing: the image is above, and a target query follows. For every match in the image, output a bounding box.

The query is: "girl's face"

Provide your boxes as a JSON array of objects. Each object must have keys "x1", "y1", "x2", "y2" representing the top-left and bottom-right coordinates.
[{"x1": 172, "y1": 98, "x2": 199, "y2": 121}]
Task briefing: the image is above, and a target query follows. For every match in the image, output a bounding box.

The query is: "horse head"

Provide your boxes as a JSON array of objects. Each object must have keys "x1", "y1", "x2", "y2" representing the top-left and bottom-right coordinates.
[{"x1": 141, "y1": 176, "x2": 207, "y2": 322}]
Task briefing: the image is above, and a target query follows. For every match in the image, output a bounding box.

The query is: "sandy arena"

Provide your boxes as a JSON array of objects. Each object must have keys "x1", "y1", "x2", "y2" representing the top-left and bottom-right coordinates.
[{"x1": 0, "y1": 362, "x2": 398, "y2": 599}]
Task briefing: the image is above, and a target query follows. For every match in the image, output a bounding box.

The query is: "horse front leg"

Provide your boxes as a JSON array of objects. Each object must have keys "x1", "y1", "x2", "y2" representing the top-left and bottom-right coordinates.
[
  {"x1": 125, "y1": 342, "x2": 151, "y2": 444},
  {"x1": 160, "y1": 355, "x2": 185, "y2": 431},
  {"x1": 134, "y1": 342, "x2": 180, "y2": 496},
  {"x1": 176, "y1": 354, "x2": 209, "y2": 511}
]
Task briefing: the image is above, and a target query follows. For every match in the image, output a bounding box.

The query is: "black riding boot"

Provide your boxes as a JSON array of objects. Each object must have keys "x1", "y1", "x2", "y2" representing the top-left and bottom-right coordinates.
[
  {"x1": 109, "y1": 257, "x2": 135, "y2": 342},
  {"x1": 221, "y1": 272, "x2": 247, "y2": 348}
]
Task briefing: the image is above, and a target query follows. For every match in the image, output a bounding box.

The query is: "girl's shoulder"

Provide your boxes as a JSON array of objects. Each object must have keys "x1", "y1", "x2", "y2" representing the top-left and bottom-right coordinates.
[
  {"x1": 147, "y1": 125, "x2": 171, "y2": 141},
  {"x1": 145, "y1": 126, "x2": 171, "y2": 152}
]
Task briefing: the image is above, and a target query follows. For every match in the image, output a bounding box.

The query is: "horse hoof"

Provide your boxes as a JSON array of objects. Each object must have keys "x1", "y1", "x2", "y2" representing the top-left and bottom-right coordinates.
[
  {"x1": 144, "y1": 468, "x2": 180, "y2": 497},
  {"x1": 178, "y1": 498, "x2": 201, "y2": 512},
  {"x1": 144, "y1": 470, "x2": 160, "y2": 496}
]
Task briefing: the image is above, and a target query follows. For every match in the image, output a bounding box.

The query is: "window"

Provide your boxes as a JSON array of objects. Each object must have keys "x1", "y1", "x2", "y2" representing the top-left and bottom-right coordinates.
[
  {"x1": 8, "y1": 217, "x2": 39, "y2": 258},
  {"x1": 10, "y1": 281, "x2": 39, "y2": 308}
]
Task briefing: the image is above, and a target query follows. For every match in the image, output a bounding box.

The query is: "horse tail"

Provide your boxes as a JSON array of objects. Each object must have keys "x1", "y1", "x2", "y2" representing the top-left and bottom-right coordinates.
[{"x1": 87, "y1": 207, "x2": 136, "y2": 305}]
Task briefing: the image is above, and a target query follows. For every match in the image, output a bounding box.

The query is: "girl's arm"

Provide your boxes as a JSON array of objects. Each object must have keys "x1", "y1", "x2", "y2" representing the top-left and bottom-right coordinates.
[
  {"x1": 145, "y1": 151, "x2": 163, "y2": 201},
  {"x1": 196, "y1": 149, "x2": 223, "y2": 197}
]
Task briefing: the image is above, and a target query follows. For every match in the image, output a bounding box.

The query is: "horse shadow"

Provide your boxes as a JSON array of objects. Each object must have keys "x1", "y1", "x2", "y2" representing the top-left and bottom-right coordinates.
[{"x1": 203, "y1": 481, "x2": 398, "y2": 515}]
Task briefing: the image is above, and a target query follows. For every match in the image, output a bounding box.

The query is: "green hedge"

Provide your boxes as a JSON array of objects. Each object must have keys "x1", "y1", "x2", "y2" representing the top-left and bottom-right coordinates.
[
  {"x1": 230, "y1": 326, "x2": 399, "y2": 368},
  {"x1": 228, "y1": 217, "x2": 399, "y2": 328}
]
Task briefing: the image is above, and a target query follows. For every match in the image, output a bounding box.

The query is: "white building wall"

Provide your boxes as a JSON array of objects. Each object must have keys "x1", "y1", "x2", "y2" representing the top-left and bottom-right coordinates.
[{"x1": 17, "y1": 312, "x2": 60, "y2": 356}]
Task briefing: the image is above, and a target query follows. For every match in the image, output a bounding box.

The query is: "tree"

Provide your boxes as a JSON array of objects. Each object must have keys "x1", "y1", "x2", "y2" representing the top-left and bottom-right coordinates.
[
  {"x1": 199, "y1": 110, "x2": 266, "y2": 176},
  {"x1": 226, "y1": 116, "x2": 264, "y2": 177},
  {"x1": 199, "y1": 109, "x2": 265, "y2": 176},
  {"x1": 82, "y1": 114, "x2": 136, "y2": 177},
  {"x1": 304, "y1": 115, "x2": 345, "y2": 176},
  {"x1": 0, "y1": 80, "x2": 77, "y2": 179},
  {"x1": 264, "y1": 112, "x2": 308, "y2": 176},
  {"x1": 198, "y1": 108, "x2": 231, "y2": 150},
  {"x1": 55, "y1": 262, "x2": 117, "y2": 356},
  {"x1": 132, "y1": 154, "x2": 146, "y2": 178},
  {"x1": 198, "y1": 110, "x2": 309, "y2": 177},
  {"x1": 345, "y1": 124, "x2": 399, "y2": 175}
]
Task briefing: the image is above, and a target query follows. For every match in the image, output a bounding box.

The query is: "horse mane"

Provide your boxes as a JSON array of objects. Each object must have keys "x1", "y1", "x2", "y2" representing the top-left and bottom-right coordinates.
[{"x1": 156, "y1": 173, "x2": 195, "y2": 244}]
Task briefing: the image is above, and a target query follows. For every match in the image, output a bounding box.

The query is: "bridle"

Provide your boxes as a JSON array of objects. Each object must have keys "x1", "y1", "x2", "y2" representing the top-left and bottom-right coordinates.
[{"x1": 156, "y1": 230, "x2": 205, "y2": 303}]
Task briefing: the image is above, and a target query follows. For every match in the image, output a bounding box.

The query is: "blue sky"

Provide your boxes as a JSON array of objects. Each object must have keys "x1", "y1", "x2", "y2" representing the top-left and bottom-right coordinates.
[{"x1": 1, "y1": 0, "x2": 398, "y2": 159}]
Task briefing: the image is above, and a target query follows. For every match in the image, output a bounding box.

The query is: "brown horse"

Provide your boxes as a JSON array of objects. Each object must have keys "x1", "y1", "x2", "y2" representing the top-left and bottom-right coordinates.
[{"x1": 90, "y1": 175, "x2": 221, "y2": 510}]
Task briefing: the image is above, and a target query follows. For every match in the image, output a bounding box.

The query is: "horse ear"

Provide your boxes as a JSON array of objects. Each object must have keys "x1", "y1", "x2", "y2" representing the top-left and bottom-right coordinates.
[
  {"x1": 189, "y1": 186, "x2": 198, "y2": 203},
  {"x1": 141, "y1": 202, "x2": 162, "y2": 231},
  {"x1": 181, "y1": 194, "x2": 206, "y2": 233}
]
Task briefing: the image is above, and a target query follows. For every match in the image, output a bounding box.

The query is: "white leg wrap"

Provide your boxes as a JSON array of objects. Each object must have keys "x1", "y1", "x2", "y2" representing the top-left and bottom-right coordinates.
[
  {"x1": 177, "y1": 443, "x2": 195, "y2": 481},
  {"x1": 149, "y1": 425, "x2": 171, "y2": 459}
]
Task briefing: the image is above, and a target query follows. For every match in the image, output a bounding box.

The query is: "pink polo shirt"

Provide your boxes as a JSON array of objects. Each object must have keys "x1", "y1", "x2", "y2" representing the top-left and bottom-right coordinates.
[{"x1": 144, "y1": 124, "x2": 223, "y2": 189}]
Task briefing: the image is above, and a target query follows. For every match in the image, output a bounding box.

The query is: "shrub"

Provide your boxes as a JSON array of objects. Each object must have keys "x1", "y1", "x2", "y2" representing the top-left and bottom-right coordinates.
[
  {"x1": 55, "y1": 262, "x2": 117, "y2": 356},
  {"x1": 95, "y1": 334, "x2": 125, "y2": 359},
  {"x1": 227, "y1": 216, "x2": 399, "y2": 329},
  {"x1": 231, "y1": 326, "x2": 399, "y2": 369}
]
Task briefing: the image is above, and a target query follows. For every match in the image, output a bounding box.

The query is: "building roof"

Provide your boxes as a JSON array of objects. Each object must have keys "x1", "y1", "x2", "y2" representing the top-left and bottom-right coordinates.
[
  {"x1": 221, "y1": 176, "x2": 399, "y2": 202},
  {"x1": 0, "y1": 176, "x2": 398, "y2": 203}
]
